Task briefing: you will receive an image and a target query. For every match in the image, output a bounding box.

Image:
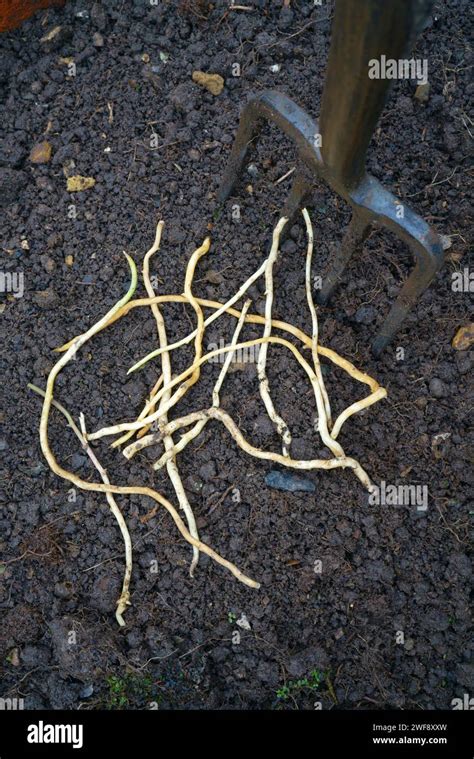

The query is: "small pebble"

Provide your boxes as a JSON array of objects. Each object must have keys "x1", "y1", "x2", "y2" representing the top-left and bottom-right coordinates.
[
  {"x1": 414, "y1": 82, "x2": 430, "y2": 102},
  {"x1": 429, "y1": 377, "x2": 446, "y2": 398},
  {"x1": 247, "y1": 163, "x2": 258, "y2": 177},
  {"x1": 282, "y1": 239, "x2": 297, "y2": 255},
  {"x1": 70, "y1": 453, "x2": 87, "y2": 470},
  {"x1": 79, "y1": 684, "x2": 94, "y2": 699},
  {"x1": 185, "y1": 474, "x2": 203, "y2": 494},
  {"x1": 265, "y1": 470, "x2": 315, "y2": 493},
  {"x1": 205, "y1": 269, "x2": 224, "y2": 285}
]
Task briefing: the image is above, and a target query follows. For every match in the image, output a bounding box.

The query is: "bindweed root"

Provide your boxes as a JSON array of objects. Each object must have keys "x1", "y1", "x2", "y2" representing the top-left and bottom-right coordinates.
[{"x1": 31, "y1": 210, "x2": 386, "y2": 627}]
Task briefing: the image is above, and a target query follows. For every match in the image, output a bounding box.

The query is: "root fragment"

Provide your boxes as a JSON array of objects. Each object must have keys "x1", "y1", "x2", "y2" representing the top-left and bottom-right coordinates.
[
  {"x1": 302, "y1": 207, "x2": 331, "y2": 427},
  {"x1": 113, "y1": 373, "x2": 163, "y2": 448},
  {"x1": 257, "y1": 217, "x2": 292, "y2": 456},
  {"x1": 142, "y1": 221, "x2": 202, "y2": 576},
  {"x1": 32, "y1": 210, "x2": 387, "y2": 629},
  {"x1": 159, "y1": 407, "x2": 374, "y2": 491},
  {"x1": 28, "y1": 384, "x2": 132, "y2": 626},
  {"x1": 137, "y1": 299, "x2": 252, "y2": 470}
]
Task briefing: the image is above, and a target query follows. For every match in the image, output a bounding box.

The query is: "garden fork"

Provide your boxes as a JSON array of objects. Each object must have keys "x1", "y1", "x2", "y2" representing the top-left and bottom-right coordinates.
[{"x1": 217, "y1": 0, "x2": 445, "y2": 356}]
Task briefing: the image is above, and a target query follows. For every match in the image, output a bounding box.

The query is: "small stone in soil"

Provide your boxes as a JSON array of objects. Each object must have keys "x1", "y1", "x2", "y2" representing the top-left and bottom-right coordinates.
[
  {"x1": 282, "y1": 239, "x2": 297, "y2": 255},
  {"x1": 70, "y1": 453, "x2": 87, "y2": 470},
  {"x1": 415, "y1": 82, "x2": 430, "y2": 102},
  {"x1": 185, "y1": 474, "x2": 203, "y2": 494},
  {"x1": 191, "y1": 71, "x2": 224, "y2": 96},
  {"x1": 205, "y1": 269, "x2": 224, "y2": 284},
  {"x1": 29, "y1": 141, "x2": 52, "y2": 164},
  {"x1": 79, "y1": 684, "x2": 94, "y2": 699},
  {"x1": 265, "y1": 470, "x2": 315, "y2": 493},
  {"x1": 429, "y1": 377, "x2": 446, "y2": 398},
  {"x1": 247, "y1": 163, "x2": 258, "y2": 177}
]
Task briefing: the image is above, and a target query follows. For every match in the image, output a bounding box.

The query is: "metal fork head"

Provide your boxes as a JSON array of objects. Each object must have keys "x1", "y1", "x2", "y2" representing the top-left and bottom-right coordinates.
[{"x1": 217, "y1": 0, "x2": 445, "y2": 356}]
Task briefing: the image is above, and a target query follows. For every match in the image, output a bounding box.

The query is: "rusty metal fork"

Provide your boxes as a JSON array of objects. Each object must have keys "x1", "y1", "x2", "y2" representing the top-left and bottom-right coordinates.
[{"x1": 217, "y1": 0, "x2": 445, "y2": 356}]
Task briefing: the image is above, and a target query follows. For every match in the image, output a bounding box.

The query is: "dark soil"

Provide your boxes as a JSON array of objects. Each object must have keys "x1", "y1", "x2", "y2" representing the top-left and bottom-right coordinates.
[{"x1": 0, "y1": 0, "x2": 472, "y2": 711}]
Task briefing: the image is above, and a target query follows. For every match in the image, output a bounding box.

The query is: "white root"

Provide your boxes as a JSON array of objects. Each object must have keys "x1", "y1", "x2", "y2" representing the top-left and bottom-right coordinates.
[
  {"x1": 112, "y1": 373, "x2": 163, "y2": 449},
  {"x1": 38, "y1": 374, "x2": 259, "y2": 593},
  {"x1": 257, "y1": 216, "x2": 292, "y2": 456},
  {"x1": 127, "y1": 251, "x2": 270, "y2": 374},
  {"x1": 124, "y1": 300, "x2": 252, "y2": 465},
  {"x1": 36, "y1": 256, "x2": 259, "y2": 609},
  {"x1": 117, "y1": 335, "x2": 372, "y2": 490},
  {"x1": 88, "y1": 334, "x2": 325, "y2": 440},
  {"x1": 126, "y1": 298, "x2": 252, "y2": 468},
  {"x1": 142, "y1": 221, "x2": 201, "y2": 577},
  {"x1": 85, "y1": 292, "x2": 386, "y2": 440},
  {"x1": 28, "y1": 384, "x2": 133, "y2": 627},
  {"x1": 302, "y1": 207, "x2": 332, "y2": 427},
  {"x1": 79, "y1": 413, "x2": 132, "y2": 627},
  {"x1": 149, "y1": 299, "x2": 252, "y2": 469},
  {"x1": 32, "y1": 213, "x2": 389, "y2": 632},
  {"x1": 213, "y1": 299, "x2": 252, "y2": 406},
  {"x1": 158, "y1": 407, "x2": 374, "y2": 492}
]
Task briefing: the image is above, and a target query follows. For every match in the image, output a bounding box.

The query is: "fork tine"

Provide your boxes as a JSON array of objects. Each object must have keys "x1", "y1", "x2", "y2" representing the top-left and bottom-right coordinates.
[
  {"x1": 217, "y1": 101, "x2": 260, "y2": 204},
  {"x1": 280, "y1": 172, "x2": 313, "y2": 227},
  {"x1": 317, "y1": 214, "x2": 370, "y2": 306}
]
